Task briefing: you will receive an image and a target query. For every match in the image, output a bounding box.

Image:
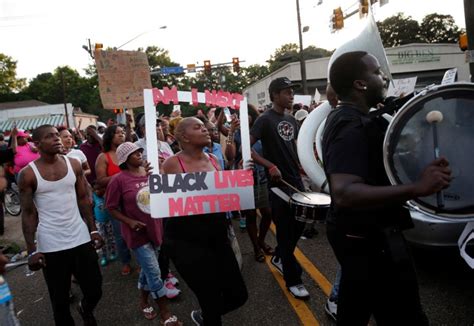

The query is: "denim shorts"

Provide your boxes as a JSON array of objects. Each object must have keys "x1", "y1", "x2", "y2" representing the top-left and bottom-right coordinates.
[{"x1": 132, "y1": 243, "x2": 166, "y2": 299}]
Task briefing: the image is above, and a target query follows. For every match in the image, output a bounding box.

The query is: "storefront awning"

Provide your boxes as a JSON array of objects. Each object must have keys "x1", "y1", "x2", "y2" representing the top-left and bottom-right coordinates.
[{"x1": 0, "y1": 115, "x2": 65, "y2": 132}]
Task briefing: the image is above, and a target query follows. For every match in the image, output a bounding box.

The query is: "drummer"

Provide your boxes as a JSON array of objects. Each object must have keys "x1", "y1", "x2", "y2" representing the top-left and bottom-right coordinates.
[
  {"x1": 323, "y1": 51, "x2": 452, "y2": 325},
  {"x1": 250, "y1": 77, "x2": 309, "y2": 300}
]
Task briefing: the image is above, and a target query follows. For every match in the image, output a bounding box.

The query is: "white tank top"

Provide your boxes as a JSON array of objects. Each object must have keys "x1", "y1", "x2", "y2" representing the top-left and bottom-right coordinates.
[{"x1": 29, "y1": 156, "x2": 90, "y2": 253}]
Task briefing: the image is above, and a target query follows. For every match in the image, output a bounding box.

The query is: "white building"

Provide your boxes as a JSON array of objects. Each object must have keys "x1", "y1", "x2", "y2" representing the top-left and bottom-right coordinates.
[
  {"x1": 0, "y1": 100, "x2": 97, "y2": 132},
  {"x1": 244, "y1": 43, "x2": 469, "y2": 107}
]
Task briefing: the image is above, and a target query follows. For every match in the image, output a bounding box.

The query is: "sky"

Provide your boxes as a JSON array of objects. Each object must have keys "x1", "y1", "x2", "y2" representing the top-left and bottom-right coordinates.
[{"x1": 0, "y1": 0, "x2": 467, "y2": 81}]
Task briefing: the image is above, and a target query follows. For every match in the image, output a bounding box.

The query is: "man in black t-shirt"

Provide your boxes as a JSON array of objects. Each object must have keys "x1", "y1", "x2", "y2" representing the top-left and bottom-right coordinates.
[
  {"x1": 250, "y1": 77, "x2": 309, "y2": 300},
  {"x1": 323, "y1": 51, "x2": 452, "y2": 325}
]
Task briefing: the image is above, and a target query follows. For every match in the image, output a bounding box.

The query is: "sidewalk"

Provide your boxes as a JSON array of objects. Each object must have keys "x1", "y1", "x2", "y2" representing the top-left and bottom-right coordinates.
[{"x1": 0, "y1": 213, "x2": 26, "y2": 250}]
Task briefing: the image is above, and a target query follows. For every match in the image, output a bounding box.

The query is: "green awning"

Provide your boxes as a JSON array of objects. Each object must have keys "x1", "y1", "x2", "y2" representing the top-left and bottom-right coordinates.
[{"x1": 0, "y1": 115, "x2": 66, "y2": 132}]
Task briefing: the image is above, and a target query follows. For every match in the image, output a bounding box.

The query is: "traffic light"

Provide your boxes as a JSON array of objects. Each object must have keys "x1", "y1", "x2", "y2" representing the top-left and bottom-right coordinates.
[
  {"x1": 204, "y1": 60, "x2": 212, "y2": 75},
  {"x1": 331, "y1": 7, "x2": 344, "y2": 31},
  {"x1": 232, "y1": 57, "x2": 240, "y2": 73},
  {"x1": 459, "y1": 33, "x2": 468, "y2": 51},
  {"x1": 113, "y1": 108, "x2": 123, "y2": 114},
  {"x1": 359, "y1": 0, "x2": 369, "y2": 16}
]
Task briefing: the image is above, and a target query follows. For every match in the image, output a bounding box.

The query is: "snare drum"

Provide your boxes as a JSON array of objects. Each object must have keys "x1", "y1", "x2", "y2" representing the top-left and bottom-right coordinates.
[{"x1": 290, "y1": 192, "x2": 331, "y2": 223}]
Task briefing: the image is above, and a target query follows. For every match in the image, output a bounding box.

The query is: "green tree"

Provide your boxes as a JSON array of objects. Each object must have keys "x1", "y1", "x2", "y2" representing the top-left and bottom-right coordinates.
[
  {"x1": 377, "y1": 13, "x2": 421, "y2": 47},
  {"x1": 241, "y1": 64, "x2": 270, "y2": 86},
  {"x1": 419, "y1": 14, "x2": 460, "y2": 43},
  {"x1": 267, "y1": 43, "x2": 332, "y2": 73},
  {"x1": 0, "y1": 53, "x2": 26, "y2": 95}
]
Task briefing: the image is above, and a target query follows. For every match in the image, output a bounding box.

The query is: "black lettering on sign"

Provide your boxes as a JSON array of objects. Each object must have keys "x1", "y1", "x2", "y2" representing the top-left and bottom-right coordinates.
[{"x1": 149, "y1": 172, "x2": 209, "y2": 194}]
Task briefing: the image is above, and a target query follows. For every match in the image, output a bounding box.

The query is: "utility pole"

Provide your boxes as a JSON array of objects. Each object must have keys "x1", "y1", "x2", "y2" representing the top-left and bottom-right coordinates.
[
  {"x1": 464, "y1": 0, "x2": 474, "y2": 82},
  {"x1": 296, "y1": 0, "x2": 308, "y2": 95},
  {"x1": 60, "y1": 69, "x2": 70, "y2": 128}
]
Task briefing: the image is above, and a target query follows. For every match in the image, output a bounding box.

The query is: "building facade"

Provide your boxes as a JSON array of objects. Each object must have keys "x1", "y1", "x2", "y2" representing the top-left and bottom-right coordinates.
[{"x1": 244, "y1": 43, "x2": 469, "y2": 107}]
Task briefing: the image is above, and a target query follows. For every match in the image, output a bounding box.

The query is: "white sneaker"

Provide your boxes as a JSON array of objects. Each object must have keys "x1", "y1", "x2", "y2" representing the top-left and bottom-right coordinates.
[
  {"x1": 270, "y1": 256, "x2": 283, "y2": 275},
  {"x1": 288, "y1": 284, "x2": 310, "y2": 300},
  {"x1": 325, "y1": 298, "x2": 337, "y2": 321},
  {"x1": 165, "y1": 279, "x2": 181, "y2": 299}
]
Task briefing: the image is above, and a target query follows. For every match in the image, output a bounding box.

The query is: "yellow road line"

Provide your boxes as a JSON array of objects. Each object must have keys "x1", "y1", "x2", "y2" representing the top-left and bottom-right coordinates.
[
  {"x1": 270, "y1": 223, "x2": 333, "y2": 296},
  {"x1": 265, "y1": 256, "x2": 320, "y2": 326}
]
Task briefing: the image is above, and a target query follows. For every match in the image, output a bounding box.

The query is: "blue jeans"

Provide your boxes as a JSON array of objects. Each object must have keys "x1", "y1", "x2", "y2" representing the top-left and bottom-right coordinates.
[
  {"x1": 330, "y1": 266, "x2": 342, "y2": 302},
  {"x1": 133, "y1": 243, "x2": 166, "y2": 299},
  {"x1": 110, "y1": 217, "x2": 131, "y2": 265}
]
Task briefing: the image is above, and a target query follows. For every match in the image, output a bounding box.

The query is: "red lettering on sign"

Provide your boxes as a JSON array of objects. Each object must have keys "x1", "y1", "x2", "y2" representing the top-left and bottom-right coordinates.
[
  {"x1": 167, "y1": 194, "x2": 241, "y2": 216},
  {"x1": 232, "y1": 93, "x2": 244, "y2": 109},
  {"x1": 168, "y1": 197, "x2": 184, "y2": 217},
  {"x1": 205, "y1": 89, "x2": 217, "y2": 107},
  {"x1": 214, "y1": 170, "x2": 254, "y2": 189},
  {"x1": 153, "y1": 87, "x2": 178, "y2": 105},
  {"x1": 191, "y1": 88, "x2": 199, "y2": 107}
]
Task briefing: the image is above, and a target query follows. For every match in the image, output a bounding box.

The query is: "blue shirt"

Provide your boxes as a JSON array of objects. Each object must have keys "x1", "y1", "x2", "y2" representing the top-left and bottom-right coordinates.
[{"x1": 204, "y1": 142, "x2": 225, "y2": 170}]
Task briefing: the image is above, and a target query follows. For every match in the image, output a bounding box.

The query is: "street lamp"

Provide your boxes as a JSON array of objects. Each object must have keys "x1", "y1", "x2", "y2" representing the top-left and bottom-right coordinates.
[{"x1": 116, "y1": 25, "x2": 167, "y2": 50}]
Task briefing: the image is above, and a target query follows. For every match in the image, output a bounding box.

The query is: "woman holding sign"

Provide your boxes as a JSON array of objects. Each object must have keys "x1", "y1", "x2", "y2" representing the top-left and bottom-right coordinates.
[
  {"x1": 162, "y1": 117, "x2": 248, "y2": 326},
  {"x1": 106, "y1": 142, "x2": 182, "y2": 325}
]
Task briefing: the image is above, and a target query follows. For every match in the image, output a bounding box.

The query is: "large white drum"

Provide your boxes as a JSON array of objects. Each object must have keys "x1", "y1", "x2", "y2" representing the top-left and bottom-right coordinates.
[{"x1": 383, "y1": 83, "x2": 474, "y2": 221}]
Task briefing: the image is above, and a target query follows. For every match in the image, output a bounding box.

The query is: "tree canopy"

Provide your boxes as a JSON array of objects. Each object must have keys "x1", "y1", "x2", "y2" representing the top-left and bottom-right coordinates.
[
  {"x1": 267, "y1": 43, "x2": 332, "y2": 73},
  {"x1": 377, "y1": 12, "x2": 461, "y2": 47},
  {"x1": 0, "y1": 54, "x2": 26, "y2": 95}
]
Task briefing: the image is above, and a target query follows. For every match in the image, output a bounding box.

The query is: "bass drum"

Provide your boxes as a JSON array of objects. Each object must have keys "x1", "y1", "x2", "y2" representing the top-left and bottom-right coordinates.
[{"x1": 384, "y1": 83, "x2": 474, "y2": 221}]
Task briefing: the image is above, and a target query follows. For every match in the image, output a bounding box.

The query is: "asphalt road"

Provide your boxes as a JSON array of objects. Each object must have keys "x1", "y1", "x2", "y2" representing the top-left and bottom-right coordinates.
[{"x1": 2, "y1": 215, "x2": 474, "y2": 326}]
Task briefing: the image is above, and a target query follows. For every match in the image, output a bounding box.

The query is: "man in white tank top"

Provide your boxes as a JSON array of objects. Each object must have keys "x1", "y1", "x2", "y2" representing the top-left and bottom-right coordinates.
[{"x1": 18, "y1": 124, "x2": 104, "y2": 326}]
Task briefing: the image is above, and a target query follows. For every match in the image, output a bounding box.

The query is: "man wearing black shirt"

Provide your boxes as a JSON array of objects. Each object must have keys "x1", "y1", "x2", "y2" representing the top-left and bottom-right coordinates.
[
  {"x1": 323, "y1": 51, "x2": 452, "y2": 325},
  {"x1": 250, "y1": 77, "x2": 309, "y2": 300}
]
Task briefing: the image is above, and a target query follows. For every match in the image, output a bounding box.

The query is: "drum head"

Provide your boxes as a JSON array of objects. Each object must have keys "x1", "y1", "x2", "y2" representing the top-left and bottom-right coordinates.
[
  {"x1": 384, "y1": 83, "x2": 474, "y2": 220},
  {"x1": 291, "y1": 192, "x2": 331, "y2": 206}
]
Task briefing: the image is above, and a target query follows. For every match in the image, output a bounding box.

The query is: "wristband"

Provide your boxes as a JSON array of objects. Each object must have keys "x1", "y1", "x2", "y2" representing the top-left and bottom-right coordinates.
[
  {"x1": 28, "y1": 251, "x2": 37, "y2": 258},
  {"x1": 90, "y1": 231, "x2": 99, "y2": 235}
]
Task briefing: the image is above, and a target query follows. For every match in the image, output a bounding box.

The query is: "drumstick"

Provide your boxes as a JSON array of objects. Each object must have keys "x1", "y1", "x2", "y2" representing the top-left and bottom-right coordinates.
[
  {"x1": 426, "y1": 110, "x2": 445, "y2": 208},
  {"x1": 280, "y1": 179, "x2": 311, "y2": 200}
]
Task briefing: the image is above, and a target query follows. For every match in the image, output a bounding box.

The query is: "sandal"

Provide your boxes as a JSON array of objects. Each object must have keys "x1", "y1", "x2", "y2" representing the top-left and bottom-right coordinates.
[
  {"x1": 259, "y1": 242, "x2": 275, "y2": 256},
  {"x1": 160, "y1": 315, "x2": 183, "y2": 326},
  {"x1": 141, "y1": 306, "x2": 157, "y2": 320},
  {"x1": 255, "y1": 249, "x2": 265, "y2": 263}
]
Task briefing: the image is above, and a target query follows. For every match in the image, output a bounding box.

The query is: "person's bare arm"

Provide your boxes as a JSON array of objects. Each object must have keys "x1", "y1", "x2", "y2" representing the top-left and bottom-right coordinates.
[
  {"x1": 216, "y1": 109, "x2": 230, "y2": 137},
  {"x1": 95, "y1": 153, "x2": 112, "y2": 188},
  {"x1": 81, "y1": 160, "x2": 91, "y2": 176},
  {"x1": 329, "y1": 157, "x2": 452, "y2": 210},
  {"x1": 10, "y1": 127, "x2": 18, "y2": 154},
  {"x1": 73, "y1": 158, "x2": 103, "y2": 248},
  {"x1": 18, "y1": 168, "x2": 38, "y2": 254}
]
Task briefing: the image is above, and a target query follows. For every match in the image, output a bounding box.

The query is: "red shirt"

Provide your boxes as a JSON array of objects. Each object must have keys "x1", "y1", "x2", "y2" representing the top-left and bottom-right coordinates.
[{"x1": 105, "y1": 171, "x2": 163, "y2": 249}]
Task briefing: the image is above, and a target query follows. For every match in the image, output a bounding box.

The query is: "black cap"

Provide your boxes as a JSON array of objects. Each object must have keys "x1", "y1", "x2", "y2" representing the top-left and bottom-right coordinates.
[{"x1": 268, "y1": 77, "x2": 300, "y2": 96}]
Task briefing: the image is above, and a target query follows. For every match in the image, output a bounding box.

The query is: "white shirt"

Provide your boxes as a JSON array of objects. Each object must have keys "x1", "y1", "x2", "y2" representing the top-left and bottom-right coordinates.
[
  {"x1": 66, "y1": 148, "x2": 87, "y2": 164},
  {"x1": 29, "y1": 156, "x2": 90, "y2": 253}
]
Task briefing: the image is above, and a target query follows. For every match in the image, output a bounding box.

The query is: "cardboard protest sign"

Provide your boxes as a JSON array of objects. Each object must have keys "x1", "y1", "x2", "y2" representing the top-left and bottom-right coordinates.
[
  {"x1": 95, "y1": 50, "x2": 152, "y2": 110},
  {"x1": 143, "y1": 87, "x2": 254, "y2": 218}
]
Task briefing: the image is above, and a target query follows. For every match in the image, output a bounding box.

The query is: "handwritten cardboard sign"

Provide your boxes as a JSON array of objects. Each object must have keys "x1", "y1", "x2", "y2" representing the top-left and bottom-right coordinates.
[
  {"x1": 144, "y1": 88, "x2": 254, "y2": 218},
  {"x1": 95, "y1": 50, "x2": 152, "y2": 110}
]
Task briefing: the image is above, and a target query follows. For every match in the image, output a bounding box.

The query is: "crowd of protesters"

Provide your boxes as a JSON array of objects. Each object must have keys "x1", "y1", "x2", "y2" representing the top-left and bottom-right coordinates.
[{"x1": 0, "y1": 55, "x2": 445, "y2": 325}]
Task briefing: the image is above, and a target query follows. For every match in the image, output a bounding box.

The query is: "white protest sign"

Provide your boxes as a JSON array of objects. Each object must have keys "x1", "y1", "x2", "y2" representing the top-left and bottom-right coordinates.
[
  {"x1": 387, "y1": 77, "x2": 417, "y2": 97},
  {"x1": 441, "y1": 68, "x2": 457, "y2": 85},
  {"x1": 313, "y1": 88, "x2": 321, "y2": 103},
  {"x1": 144, "y1": 87, "x2": 254, "y2": 218},
  {"x1": 294, "y1": 95, "x2": 312, "y2": 107}
]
